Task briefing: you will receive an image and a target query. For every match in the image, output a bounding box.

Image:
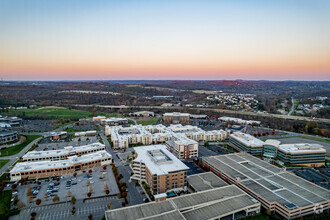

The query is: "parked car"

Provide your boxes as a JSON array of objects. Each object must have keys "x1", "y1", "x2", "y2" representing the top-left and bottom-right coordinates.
[{"x1": 71, "y1": 182, "x2": 77, "y2": 185}]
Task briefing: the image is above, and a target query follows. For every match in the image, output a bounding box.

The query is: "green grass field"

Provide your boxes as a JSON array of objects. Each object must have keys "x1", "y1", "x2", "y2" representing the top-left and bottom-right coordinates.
[
  {"x1": 301, "y1": 136, "x2": 330, "y2": 144},
  {"x1": 135, "y1": 117, "x2": 159, "y2": 126},
  {"x1": 0, "y1": 159, "x2": 10, "y2": 169},
  {"x1": 0, "y1": 190, "x2": 11, "y2": 216},
  {"x1": 5, "y1": 107, "x2": 92, "y2": 119},
  {"x1": 0, "y1": 135, "x2": 41, "y2": 157}
]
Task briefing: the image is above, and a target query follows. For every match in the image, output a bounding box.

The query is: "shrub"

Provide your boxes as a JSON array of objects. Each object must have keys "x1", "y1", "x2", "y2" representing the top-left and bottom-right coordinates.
[
  {"x1": 35, "y1": 199, "x2": 42, "y2": 205},
  {"x1": 87, "y1": 192, "x2": 92, "y2": 198}
]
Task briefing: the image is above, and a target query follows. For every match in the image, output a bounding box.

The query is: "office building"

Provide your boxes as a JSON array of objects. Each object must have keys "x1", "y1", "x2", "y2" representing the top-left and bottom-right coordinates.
[
  {"x1": 229, "y1": 132, "x2": 264, "y2": 155},
  {"x1": 277, "y1": 143, "x2": 326, "y2": 167},
  {"x1": 263, "y1": 139, "x2": 280, "y2": 158},
  {"x1": 10, "y1": 150, "x2": 112, "y2": 181},
  {"x1": 0, "y1": 129, "x2": 18, "y2": 145},
  {"x1": 100, "y1": 118, "x2": 128, "y2": 126},
  {"x1": 131, "y1": 111, "x2": 154, "y2": 117},
  {"x1": 22, "y1": 142, "x2": 106, "y2": 161},
  {"x1": 203, "y1": 153, "x2": 330, "y2": 219},
  {"x1": 0, "y1": 116, "x2": 23, "y2": 127},
  {"x1": 218, "y1": 116, "x2": 260, "y2": 125},
  {"x1": 130, "y1": 145, "x2": 189, "y2": 194}
]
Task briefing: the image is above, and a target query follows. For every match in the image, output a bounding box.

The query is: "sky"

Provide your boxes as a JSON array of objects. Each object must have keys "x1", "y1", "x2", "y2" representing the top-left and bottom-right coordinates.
[{"x1": 0, "y1": 0, "x2": 330, "y2": 81}]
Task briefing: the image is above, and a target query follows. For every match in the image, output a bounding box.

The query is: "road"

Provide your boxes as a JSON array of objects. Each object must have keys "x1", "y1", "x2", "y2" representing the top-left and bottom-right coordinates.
[
  {"x1": 98, "y1": 125, "x2": 145, "y2": 206},
  {"x1": 288, "y1": 97, "x2": 295, "y2": 116},
  {"x1": 0, "y1": 137, "x2": 42, "y2": 175},
  {"x1": 73, "y1": 104, "x2": 330, "y2": 124}
]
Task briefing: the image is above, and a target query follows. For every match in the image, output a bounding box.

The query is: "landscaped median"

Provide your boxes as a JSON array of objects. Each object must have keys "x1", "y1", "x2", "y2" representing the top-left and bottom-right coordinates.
[
  {"x1": 0, "y1": 159, "x2": 10, "y2": 169},
  {"x1": 0, "y1": 135, "x2": 42, "y2": 157}
]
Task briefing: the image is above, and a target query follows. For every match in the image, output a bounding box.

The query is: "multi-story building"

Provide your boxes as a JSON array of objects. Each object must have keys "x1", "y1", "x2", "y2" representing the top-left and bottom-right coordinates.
[
  {"x1": 22, "y1": 142, "x2": 106, "y2": 161},
  {"x1": 165, "y1": 135, "x2": 198, "y2": 159},
  {"x1": 229, "y1": 132, "x2": 264, "y2": 156},
  {"x1": 0, "y1": 129, "x2": 18, "y2": 145},
  {"x1": 92, "y1": 116, "x2": 106, "y2": 121},
  {"x1": 10, "y1": 150, "x2": 112, "y2": 181},
  {"x1": 130, "y1": 145, "x2": 189, "y2": 194},
  {"x1": 218, "y1": 116, "x2": 260, "y2": 125},
  {"x1": 106, "y1": 124, "x2": 226, "y2": 157},
  {"x1": 0, "y1": 116, "x2": 23, "y2": 127},
  {"x1": 163, "y1": 112, "x2": 190, "y2": 124},
  {"x1": 277, "y1": 143, "x2": 326, "y2": 167},
  {"x1": 263, "y1": 139, "x2": 280, "y2": 158}
]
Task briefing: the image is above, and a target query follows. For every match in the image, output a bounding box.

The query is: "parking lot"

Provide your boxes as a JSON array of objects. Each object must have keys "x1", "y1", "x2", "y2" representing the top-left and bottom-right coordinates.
[
  {"x1": 37, "y1": 136, "x2": 100, "y2": 151},
  {"x1": 14, "y1": 120, "x2": 55, "y2": 132},
  {"x1": 288, "y1": 168, "x2": 330, "y2": 190},
  {"x1": 12, "y1": 166, "x2": 119, "y2": 208}
]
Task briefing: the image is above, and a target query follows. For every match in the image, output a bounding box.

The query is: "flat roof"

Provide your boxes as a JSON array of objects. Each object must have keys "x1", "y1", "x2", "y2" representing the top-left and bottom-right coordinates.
[
  {"x1": 163, "y1": 112, "x2": 190, "y2": 117},
  {"x1": 23, "y1": 142, "x2": 105, "y2": 159},
  {"x1": 203, "y1": 153, "x2": 330, "y2": 210},
  {"x1": 187, "y1": 172, "x2": 228, "y2": 192},
  {"x1": 11, "y1": 150, "x2": 111, "y2": 173},
  {"x1": 278, "y1": 143, "x2": 326, "y2": 154},
  {"x1": 133, "y1": 145, "x2": 189, "y2": 175},
  {"x1": 105, "y1": 185, "x2": 260, "y2": 220},
  {"x1": 0, "y1": 130, "x2": 17, "y2": 136},
  {"x1": 230, "y1": 132, "x2": 264, "y2": 147}
]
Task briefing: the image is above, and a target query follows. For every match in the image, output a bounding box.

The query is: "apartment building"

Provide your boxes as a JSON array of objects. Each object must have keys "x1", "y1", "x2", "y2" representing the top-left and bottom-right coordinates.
[
  {"x1": 229, "y1": 132, "x2": 264, "y2": 156},
  {"x1": 106, "y1": 124, "x2": 226, "y2": 154},
  {"x1": 163, "y1": 112, "x2": 190, "y2": 124},
  {"x1": 130, "y1": 145, "x2": 189, "y2": 194},
  {"x1": 165, "y1": 135, "x2": 198, "y2": 159},
  {"x1": 22, "y1": 142, "x2": 106, "y2": 161},
  {"x1": 277, "y1": 143, "x2": 326, "y2": 167},
  {"x1": 10, "y1": 150, "x2": 112, "y2": 181}
]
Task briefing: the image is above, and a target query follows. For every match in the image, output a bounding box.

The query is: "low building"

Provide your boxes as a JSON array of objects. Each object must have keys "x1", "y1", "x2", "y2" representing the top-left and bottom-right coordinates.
[
  {"x1": 105, "y1": 185, "x2": 260, "y2": 220},
  {"x1": 0, "y1": 129, "x2": 18, "y2": 145},
  {"x1": 218, "y1": 116, "x2": 260, "y2": 126},
  {"x1": 92, "y1": 116, "x2": 106, "y2": 121},
  {"x1": 100, "y1": 118, "x2": 128, "y2": 126},
  {"x1": 47, "y1": 131, "x2": 67, "y2": 141},
  {"x1": 163, "y1": 112, "x2": 190, "y2": 124},
  {"x1": 190, "y1": 114, "x2": 208, "y2": 120},
  {"x1": 203, "y1": 153, "x2": 330, "y2": 220},
  {"x1": 226, "y1": 125, "x2": 246, "y2": 133},
  {"x1": 22, "y1": 142, "x2": 106, "y2": 161},
  {"x1": 131, "y1": 111, "x2": 154, "y2": 117},
  {"x1": 74, "y1": 130, "x2": 97, "y2": 137},
  {"x1": 130, "y1": 145, "x2": 189, "y2": 194},
  {"x1": 0, "y1": 116, "x2": 23, "y2": 127},
  {"x1": 10, "y1": 150, "x2": 112, "y2": 181},
  {"x1": 277, "y1": 143, "x2": 326, "y2": 167},
  {"x1": 229, "y1": 132, "x2": 264, "y2": 156},
  {"x1": 0, "y1": 123, "x2": 11, "y2": 129}
]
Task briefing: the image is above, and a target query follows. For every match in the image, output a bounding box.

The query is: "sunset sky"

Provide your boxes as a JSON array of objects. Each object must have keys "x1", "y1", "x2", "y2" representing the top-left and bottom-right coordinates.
[{"x1": 0, "y1": 0, "x2": 330, "y2": 81}]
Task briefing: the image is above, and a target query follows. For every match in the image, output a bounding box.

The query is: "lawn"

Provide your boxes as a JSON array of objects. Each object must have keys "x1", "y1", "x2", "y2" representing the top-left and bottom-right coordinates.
[
  {"x1": 0, "y1": 190, "x2": 11, "y2": 217},
  {"x1": 5, "y1": 107, "x2": 92, "y2": 119},
  {"x1": 301, "y1": 136, "x2": 330, "y2": 144},
  {"x1": 0, "y1": 159, "x2": 10, "y2": 169},
  {"x1": 135, "y1": 117, "x2": 159, "y2": 126},
  {"x1": 0, "y1": 135, "x2": 41, "y2": 157}
]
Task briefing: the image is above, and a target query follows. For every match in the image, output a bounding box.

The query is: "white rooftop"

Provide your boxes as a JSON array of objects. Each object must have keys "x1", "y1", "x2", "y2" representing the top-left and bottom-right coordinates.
[
  {"x1": 279, "y1": 143, "x2": 326, "y2": 154},
  {"x1": 133, "y1": 145, "x2": 189, "y2": 175},
  {"x1": 23, "y1": 142, "x2": 105, "y2": 159},
  {"x1": 164, "y1": 112, "x2": 190, "y2": 117},
  {"x1": 11, "y1": 150, "x2": 111, "y2": 173},
  {"x1": 230, "y1": 132, "x2": 264, "y2": 147},
  {"x1": 264, "y1": 139, "x2": 281, "y2": 147}
]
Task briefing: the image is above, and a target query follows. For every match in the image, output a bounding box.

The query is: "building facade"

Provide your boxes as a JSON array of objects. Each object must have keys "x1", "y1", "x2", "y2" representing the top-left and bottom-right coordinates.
[
  {"x1": 130, "y1": 145, "x2": 189, "y2": 194},
  {"x1": 229, "y1": 132, "x2": 264, "y2": 156},
  {"x1": 10, "y1": 150, "x2": 112, "y2": 181},
  {"x1": 277, "y1": 143, "x2": 326, "y2": 167},
  {"x1": 0, "y1": 129, "x2": 18, "y2": 145},
  {"x1": 163, "y1": 112, "x2": 190, "y2": 124}
]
